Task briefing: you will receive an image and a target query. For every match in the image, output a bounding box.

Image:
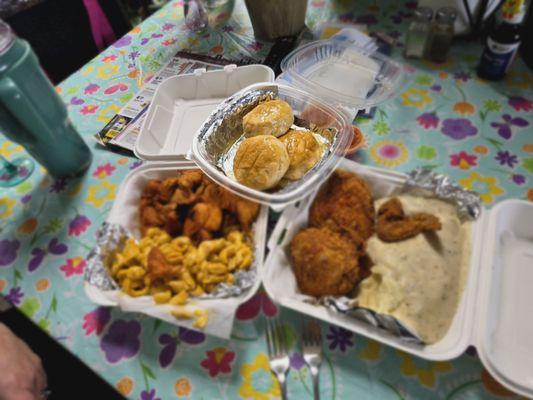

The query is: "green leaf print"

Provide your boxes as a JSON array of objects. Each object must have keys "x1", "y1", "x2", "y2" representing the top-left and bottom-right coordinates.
[
  {"x1": 43, "y1": 218, "x2": 63, "y2": 234},
  {"x1": 416, "y1": 145, "x2": 437, "y2": 160},
  {"x1": 120, "y1": 93, "x2": 133, "y2": 103},
  {"x1": 522, "y1": 158, "x2": 533, "y2": 173},
  {"x1": 373, "y1": 120, "x2": 390, "y2": 136},
  {"x1": 142, "y1": 363, "x2": 156, "y2": 380},
  {"x1": 415, "y1": 74, "x2": 433, "y2": 85},
  {"x1": 38, "y1": 318, "x2": 51, "y2": 333},
  {"x1": 15, "y1": 181, "x2": 32, "y2": 194},
  {"x1": 20, "y1": 297, "x2": 40, "y2": 318},
  {"x1": 66, "y1": 86, "x2": 79, "y2": 95},
  {"x1": 483, "y1": 99, "x2": 501, "y2": 112},
  {"x1": 153, "y1": 319, "x2": 162, "y2": 333},
  {"x1": 50, "y1": 294, "x2": 58, "y2": 313}
]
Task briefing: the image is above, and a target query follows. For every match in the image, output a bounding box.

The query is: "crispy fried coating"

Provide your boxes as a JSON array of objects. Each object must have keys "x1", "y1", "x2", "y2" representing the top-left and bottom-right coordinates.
[
  {"x1": 290, "y1": 227, "x2": 360, "y2": 297},
  {"x1": 376, "y1": 197, "x2": 442, "y2": 242},
  {"x1": 147, "y1": 247, "x2": 174, "y2": 279},
  {"x1": 201, "y1": 181, "x2": 260, "y2": 231},
  {"x1": 183, "y1": 202, "x2": 223, "y2": 241},
  {"x1": 139, "y1": 170, "x2": 260, "y2": 238},
  {"x1": 309, "y1": 170, "x2": 375, "y2": 241}
]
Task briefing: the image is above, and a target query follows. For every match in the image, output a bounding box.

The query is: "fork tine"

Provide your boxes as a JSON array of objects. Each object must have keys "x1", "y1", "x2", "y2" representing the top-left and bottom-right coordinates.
[
  {"x1": 266, "y1": 318, "x2": 274, "y2": 356},
  {"x1": 276, "y1": 319, "x2": 286, "y2": 354}
]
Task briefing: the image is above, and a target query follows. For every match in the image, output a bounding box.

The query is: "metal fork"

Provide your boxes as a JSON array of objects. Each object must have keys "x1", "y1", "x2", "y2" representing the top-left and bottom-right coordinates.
[
  {"x1": 301, "y1": 320, "x2": 323, "y2": 400},
  {"x1": 266, "y1": 317, "x2": 290, "y2": 400}
]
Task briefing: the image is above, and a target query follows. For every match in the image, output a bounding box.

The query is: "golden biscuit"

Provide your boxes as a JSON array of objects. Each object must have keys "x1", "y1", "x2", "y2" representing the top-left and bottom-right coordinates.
[
  {"x1": 243, "y1": 99, "x2": 294, "y2": 137},
  {"x1": 279, "y1": 129, "x2": 322, "y2": 180},
  {"x1": 233, "y1": 135, "x2": 289, "y2": 190}
]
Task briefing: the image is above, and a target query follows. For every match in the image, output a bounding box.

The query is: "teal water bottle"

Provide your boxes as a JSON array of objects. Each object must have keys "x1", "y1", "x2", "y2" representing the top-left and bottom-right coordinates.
[{"x1": 0, "y1": 20, "x2": 92, "y2": 179}]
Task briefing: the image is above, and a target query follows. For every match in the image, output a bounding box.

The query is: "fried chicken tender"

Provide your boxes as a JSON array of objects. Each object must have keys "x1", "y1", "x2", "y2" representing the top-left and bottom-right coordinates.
[
  {"x1": 183, "y1": 202, "x2": 223, "y2": 241},
  {"x1": 309, "y1": 170, "x2": 375, "y2": 241},
  {"x1": 376, "y1": 197, "x2": 442, "y2": 242},
  {"x1": 290, "y1": 227, "x2": 360, "y2": 297}
]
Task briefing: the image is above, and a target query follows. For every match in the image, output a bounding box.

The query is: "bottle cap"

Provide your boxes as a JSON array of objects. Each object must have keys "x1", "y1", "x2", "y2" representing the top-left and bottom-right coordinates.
[
  {"x1": 0, "y1": 20, "x2": 15, "y2": 56},
  {"x1": 436, "y1": 6, "x2": 458, "y2": 23},
  {"x1": 414, "y1": 7, "x2": 433, "y2": 21}
]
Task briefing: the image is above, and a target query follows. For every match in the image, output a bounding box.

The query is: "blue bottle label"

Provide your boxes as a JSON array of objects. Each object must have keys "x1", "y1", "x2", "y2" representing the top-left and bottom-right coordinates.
[{"x1": 480, "y1": 38, "x2": 519, "y2": 77}]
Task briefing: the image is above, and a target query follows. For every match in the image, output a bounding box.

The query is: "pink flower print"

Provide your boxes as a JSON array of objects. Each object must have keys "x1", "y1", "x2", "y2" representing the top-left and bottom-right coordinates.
[
  {"x1": 102, "y1": 54, "x2": 117, "y2": 62},
  {"x1": 84, "y1": 83, "x2": 100, "y2": 95},
  {"x1": 416, "y1": 112, "x2": 439, "y2": 129},
  {"x1": 236, "y1": 291, "x2": 277, "y2": 320},
  {"x1": 162, "y1": 23, "x2": 175, "y2": 31},
  {"x1": 92, "y1": 163, "x2": 116, "y2": 179},
  {"x1": 69, "y1": 215, "x2": 91, "y2": 236},
  {"x1": 450, "y1": 151, "x2": 477, "y2": 170},
  {"x1": 104, "y1": 83, "x2": 128, "y2": 95},
  {"x1": 200, "y1": 348, "x2": 236, "y2": 377},
  {"x1": 60, "y1": 256, "x2": 87, "y2": 277},
  {"x1": 80, "y1": 105, "x2": 98, "y2": 115},
  {"x1": 82, "y1": 307, "x2": 111, "y2": 336},
  {"x1": 162, "y1": 39, "x2": 176, "y2": 46},
  {"x1": 508, "y1": 96, "x2": 532, "y2": 112}
]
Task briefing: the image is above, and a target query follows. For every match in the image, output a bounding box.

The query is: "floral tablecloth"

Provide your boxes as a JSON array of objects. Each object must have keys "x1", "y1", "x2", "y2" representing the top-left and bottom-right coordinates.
[{"x1": 1, "y1": 0, "x2": 532, "y2": 399}]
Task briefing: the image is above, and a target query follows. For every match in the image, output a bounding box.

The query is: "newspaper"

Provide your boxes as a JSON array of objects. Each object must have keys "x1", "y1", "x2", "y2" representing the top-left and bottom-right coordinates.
[{"x1": 95, "y1": 51, "x2": 257, "y2": 154}]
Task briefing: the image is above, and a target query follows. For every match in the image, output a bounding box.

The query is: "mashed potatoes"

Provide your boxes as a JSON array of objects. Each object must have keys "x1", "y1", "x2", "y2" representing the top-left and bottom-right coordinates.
[{"x1": 356, "y1": 195, "x2": 471, "y2": 344}]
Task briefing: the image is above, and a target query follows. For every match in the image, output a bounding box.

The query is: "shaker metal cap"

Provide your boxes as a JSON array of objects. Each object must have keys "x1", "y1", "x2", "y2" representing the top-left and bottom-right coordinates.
[
  {"x1": 436, "y1": 6, "x2": 458, "y2": 22},
  {"x1": 414, "y1": 6, "x2": 433, "y2": 21},
  {"x1": 0, "y1": 20, "x2": 15, "y2": 56}
]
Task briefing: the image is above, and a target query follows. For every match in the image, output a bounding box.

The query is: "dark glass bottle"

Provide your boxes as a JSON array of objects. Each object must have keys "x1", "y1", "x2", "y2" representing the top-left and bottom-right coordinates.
[{"x1": 477, "y1": 0, "x2": 526, "y2": 80}]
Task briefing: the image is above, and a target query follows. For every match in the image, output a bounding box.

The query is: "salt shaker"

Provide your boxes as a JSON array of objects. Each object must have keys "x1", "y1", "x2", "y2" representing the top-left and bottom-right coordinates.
[
  {"x1": 404, "y1": 7, "x2": 433, "y2": 59},
  {"x1": 426, "y1": 7, "x2": 457, "y2": 63}
]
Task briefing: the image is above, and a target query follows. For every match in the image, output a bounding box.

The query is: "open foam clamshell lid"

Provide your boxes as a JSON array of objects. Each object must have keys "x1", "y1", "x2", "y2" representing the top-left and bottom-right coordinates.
[
  {"x1": 135, "y1": 64, "x2": 275, "y2": 161},
  {"x1": 263, "y1": 157, "x2": 533, "y2": 398},
  {"x1": 473, "y1": 199, "x2": 533, "y2": 398}
]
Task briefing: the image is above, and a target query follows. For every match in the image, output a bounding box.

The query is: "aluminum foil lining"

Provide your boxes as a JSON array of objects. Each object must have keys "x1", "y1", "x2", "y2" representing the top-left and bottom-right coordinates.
[
  {"x1": 402, "y1": 168, "x2": 482, "y2": 220},
  {"x1": 84, "y1": 222, "x2": 257, "y2": 299},
  {"x1": 305, "y1": 168, "x2": 482, "y2": 345},
  {"x1": 197, "y1": 87, "x2": 278, "y2": 164},
  {"x1": 195, "y1": 85, "x2": 340, "y2": 196}
]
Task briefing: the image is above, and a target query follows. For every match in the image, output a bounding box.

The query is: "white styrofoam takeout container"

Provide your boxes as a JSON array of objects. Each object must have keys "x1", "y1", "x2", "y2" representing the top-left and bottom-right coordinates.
[
  {"x1": 84, "y1": 161, "x2": 268, "y2": 338},
  {"x1": 85, "y1": 65, "x2": 274, "y2": 337},
  {"x1": 263, "y1": 158, "x2": 533, "y2": 398}
]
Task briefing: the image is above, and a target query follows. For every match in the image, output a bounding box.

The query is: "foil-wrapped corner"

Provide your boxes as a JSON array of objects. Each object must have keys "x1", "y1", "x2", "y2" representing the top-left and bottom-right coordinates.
[
  {"x1": 403, "y1": 168, "x2": 482, "y2": 220},
  {"x1": 84, "y1": 222, "x2": 258, "y2": 299},
  {"x1": 84, "y1": 222, "x2": 124, "y2": 291}
]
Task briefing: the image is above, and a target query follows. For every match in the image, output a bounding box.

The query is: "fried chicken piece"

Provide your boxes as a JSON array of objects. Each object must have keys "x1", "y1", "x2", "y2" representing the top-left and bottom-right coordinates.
[
  {"x1": 309, "y1": 170, "x2": 375, "y2": 241},
  {"x1": 201, "y1": 181, "x2": 260, "y2": 231},
  {"x1": 183, "y1": 202, "x2": 223, "y2": 242},
  {"x1": 290, "y1": 227, "x2": 361, "y2": 297},
  {"x1": 147, "y1": 247, "x2": 174, "y2": 279},
  {"x1": 140, "y1": 206, "x2": 165, "y2": 235},
  {"x1": 376, "y1": 197, "x2": 442, "y2": 242},
  {"x1": 170, "y1": 170, "x2": 206, "y2": 205}
]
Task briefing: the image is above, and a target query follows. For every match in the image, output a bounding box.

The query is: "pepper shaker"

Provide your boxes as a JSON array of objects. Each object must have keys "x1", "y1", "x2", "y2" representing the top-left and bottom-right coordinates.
[
  {"x1": 404, "y1": 7, "x2": 433, "y2": 59},
  {"x1": 426, "y1": 7, "x2": 457, "y2": 63}
]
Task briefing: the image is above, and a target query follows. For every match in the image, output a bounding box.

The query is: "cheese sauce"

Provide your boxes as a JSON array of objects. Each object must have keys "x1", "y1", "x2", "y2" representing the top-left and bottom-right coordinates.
[{"x1": 357, "y1": 195, "x2": 471, "y2": 344}]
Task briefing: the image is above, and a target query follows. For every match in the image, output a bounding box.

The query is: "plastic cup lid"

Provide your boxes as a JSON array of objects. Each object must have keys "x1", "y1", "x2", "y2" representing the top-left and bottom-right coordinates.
[{"x1": 280, "y1": 40, "x2": 406, "y2": 109}]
